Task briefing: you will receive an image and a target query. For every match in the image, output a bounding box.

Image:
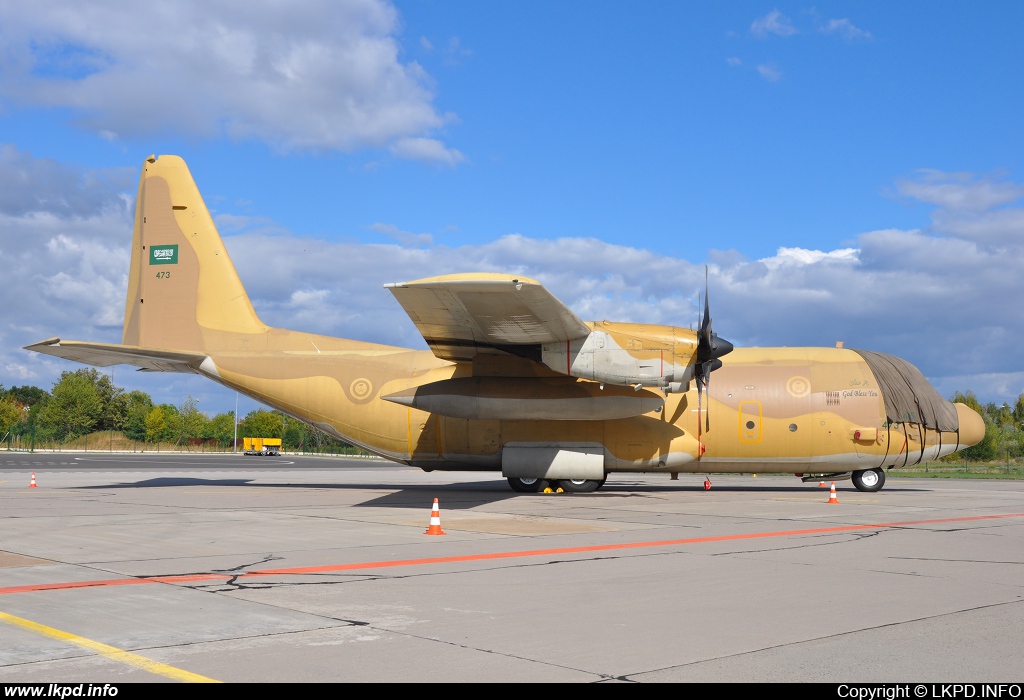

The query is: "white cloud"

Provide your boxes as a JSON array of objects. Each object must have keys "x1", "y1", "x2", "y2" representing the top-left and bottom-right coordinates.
[
  {"x1": 0, "y1": 144, "x2": 133, "y2": 218},
  {"x1": 2, "y1": 150, "x2": 1023, "y2": 407},
  {"x1": 388, "y1": 137, "x2": 465, "y2": 166},
  {"x1": 0, "y1": 146, "x2": 136, "y2": 394},
  {"x1": 0, "y1": 1, "x2": 460, "y2": 162},
  {"x1": 368, "y1": 222, "x2": 434, "y2": 247},
  {"x1": 726, "y1": 57, "x2": 742, "y2": 66},
  {"x1": 4, "y1": 363, "x2": 33, "y2": 380},
  {"x1": 761, "y1": 247, "x2": 858, "y2": 269},
  {"x1": 895, "y1": 170, "x2": 1024, "y2": 248},
  {"x1": 821, "y1": 18, "x2": 872, "y2": 41},
  {"x1": 896, "y1": 170, "x2": 1024, "y2": 212},
  {"x1": 213, "y1": 213, "x2": 276, "y2": 233},
  {"x1": 751, "y1": 10, "x2": 799, "y2": 38},
  {"x1": 443, "y1": 36, "x2": 473, "y2": 66},
  {"x1": 756, "y1": 64, "x2": 782, "y2": 82}
]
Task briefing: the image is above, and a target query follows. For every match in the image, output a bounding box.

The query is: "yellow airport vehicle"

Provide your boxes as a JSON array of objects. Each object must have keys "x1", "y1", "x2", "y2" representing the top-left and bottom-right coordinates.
[{"x1": 243, "y1": 437, "x2": 281, "y2": 456}]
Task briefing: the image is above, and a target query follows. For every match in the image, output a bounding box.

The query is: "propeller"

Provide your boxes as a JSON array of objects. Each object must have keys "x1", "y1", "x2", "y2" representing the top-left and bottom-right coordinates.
[{"x1": 694, "y1": 267, "x2": 733, "y2": 435}]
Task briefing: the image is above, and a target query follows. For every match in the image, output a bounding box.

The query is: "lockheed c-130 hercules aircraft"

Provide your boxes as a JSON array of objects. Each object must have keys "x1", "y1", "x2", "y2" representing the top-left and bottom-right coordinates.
[{"x1": 27, "y1": 155, "x2": 985, "y2": 493}]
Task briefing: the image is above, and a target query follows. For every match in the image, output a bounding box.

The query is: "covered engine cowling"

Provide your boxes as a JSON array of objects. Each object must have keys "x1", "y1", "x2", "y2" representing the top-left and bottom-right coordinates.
[{"x1": 540, "y1": 321, "x2": 698, "y2": 392}]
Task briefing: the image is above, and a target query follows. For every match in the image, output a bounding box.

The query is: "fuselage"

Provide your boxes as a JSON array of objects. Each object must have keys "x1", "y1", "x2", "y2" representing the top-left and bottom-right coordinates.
[{"x1": 197, "y1": 327, "x2": 981, "y2": 475}]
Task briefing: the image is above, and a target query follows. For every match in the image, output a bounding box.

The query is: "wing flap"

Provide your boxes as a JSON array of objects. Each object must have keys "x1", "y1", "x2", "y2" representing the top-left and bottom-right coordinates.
[
  {"x1": 385, "y1": 273, "x2": 590, "y2": 361},
  {"x1": 24, "y1": 338, "x2": 207, "y2": 373}
]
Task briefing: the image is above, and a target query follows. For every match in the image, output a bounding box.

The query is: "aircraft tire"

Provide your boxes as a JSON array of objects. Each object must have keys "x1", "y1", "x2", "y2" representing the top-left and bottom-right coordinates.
[
  {"x1": 507, "y1": 477, "x2": 547, "y2": 493},
  {"x1": 557, "y1": 478, "x2": 606, "y2": 493},
  {"x1": 852, "y1": 468, "x2": 885, "y2": 492}
]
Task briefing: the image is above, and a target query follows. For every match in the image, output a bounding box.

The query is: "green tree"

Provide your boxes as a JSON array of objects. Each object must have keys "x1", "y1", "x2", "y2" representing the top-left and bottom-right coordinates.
[
  {"x1": 283, "y1": 415, "x2": 305, "y2": 450},
  {"x1": 951, "y1": 391, "x2": 983, "y2": 413},
  {"x1": 25, "y1": 398, "x2": 51, "y2": 439},
  {"x1": 0, "y1": 395, "x2": 23, "y2": 437},
  {"x1": 36, "y1": 371, "x2": 104, "y2": 441},
  {"x1": 998, "y1": 425, "x2": 1022, "y2": 461},
  {"x1": 161, "y1": 404, "x2": 182, "y2": 442},
  {"x1": 205, "y1": 412, "x2": 236, "y2": 447},
  {"x1": 145, "y1": 406, "x2": 167, "y2": 442},
  {"x1": 1013, "y1": 394, "x2": 1024, "y2": 427},
  {"x1": 122, "y1": 391, "x2": 154, "y2": 441},
  {"x1": 92, "y1": 371, "x2": 124, "y2": 431},
  {"x1": 992, "y1": 403, "x2": 1014, "y2": 428},
  {"x1": 240, "y1": 409, "x2": 285, "y2": 440},
  {"x1": 2, "y1": 385, "x2": 48, "y2": 407},
  {"x1": 962, "y1": 422, "x2": 999, "y2": 461},
  {"x1": 178, "y1": 396, "x2": 208, "y2": 439}
]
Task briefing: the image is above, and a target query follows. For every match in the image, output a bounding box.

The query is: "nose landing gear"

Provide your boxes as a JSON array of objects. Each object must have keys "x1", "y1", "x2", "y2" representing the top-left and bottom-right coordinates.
[{"x1": 851, "y1": 468, "x2": 886, "y2": 492}]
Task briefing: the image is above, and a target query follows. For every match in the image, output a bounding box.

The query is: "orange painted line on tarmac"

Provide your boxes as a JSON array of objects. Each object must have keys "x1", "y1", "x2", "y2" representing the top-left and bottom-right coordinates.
[
  {"x1": 0, "y1": 577, "x2": 156, "y2": 595},
  {"x1": 2, "y1": 512, "x2": 1021, "y2": 596},
  {"x1": 244, "y1": 512, "x2": 1024, "y2": 577},
  {"x1": 0, "y1": 573, "x2": 226, "y2": 596}
]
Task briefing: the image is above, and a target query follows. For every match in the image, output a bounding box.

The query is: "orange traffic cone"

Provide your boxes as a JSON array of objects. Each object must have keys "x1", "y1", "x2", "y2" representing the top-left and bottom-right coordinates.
[
  {"x1": 424, "y1": 498, "x2": 446, "y2": 535},
  {"x1": 818, "y1": 480, "x2": 826, "y2": 488},
  {"x1": 827, "y1": 482, "x2": 839, "y2": 504},
  {"x1": 29, "y1": 472, "x2": 37, "y2": 488}
]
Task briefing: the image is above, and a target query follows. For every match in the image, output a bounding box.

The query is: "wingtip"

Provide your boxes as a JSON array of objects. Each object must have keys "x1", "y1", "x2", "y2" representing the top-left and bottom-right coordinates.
[{"x1": 24, "y1": 337, "x2": 60, "y2": 350}]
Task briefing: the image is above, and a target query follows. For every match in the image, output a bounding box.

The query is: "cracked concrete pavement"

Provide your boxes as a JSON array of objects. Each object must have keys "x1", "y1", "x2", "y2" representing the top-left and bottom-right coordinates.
[{"x1": 1, "y1": 453, "x2": 1022, "y2": 682}]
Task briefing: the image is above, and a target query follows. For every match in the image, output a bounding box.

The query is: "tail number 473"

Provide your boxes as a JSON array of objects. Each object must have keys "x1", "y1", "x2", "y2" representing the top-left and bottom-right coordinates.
[{"x1": 155, "y1": 271, "x2": 171, "y2": 279}]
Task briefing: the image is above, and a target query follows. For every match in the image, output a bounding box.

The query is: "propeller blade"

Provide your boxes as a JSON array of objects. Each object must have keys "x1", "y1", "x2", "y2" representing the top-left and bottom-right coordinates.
[
  {"x1": 696, "y1": 371, "x2": 703, "y2": 459},
  {"x1": 704, "y1": 368, "x2": 710, "y2": 433},
  {"x1": 702, "y1": 267, "x2": 711, "y2": 336}
]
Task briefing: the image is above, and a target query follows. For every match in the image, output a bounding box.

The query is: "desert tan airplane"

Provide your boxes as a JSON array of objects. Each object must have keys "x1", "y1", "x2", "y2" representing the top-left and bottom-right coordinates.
[{"x1": 26, "y1": 155, "x2": 985, "y2": 493}]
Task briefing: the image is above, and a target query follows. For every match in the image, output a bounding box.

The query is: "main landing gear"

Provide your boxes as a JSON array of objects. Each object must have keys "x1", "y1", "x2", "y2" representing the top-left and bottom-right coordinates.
[
  {"x1": 851, "y1": 467, "x2": 886, "y2": 492},
  {"x1": 506, "y1": 477, "x2": 607, "y2": 493}
]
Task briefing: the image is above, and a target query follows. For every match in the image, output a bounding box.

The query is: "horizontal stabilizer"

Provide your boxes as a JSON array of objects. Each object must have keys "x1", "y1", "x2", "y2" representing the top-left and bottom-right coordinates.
[
  {"x1": 385, "y1": 273, "x2": 591, "y2": 362},
  {"x1": 25, "y1": 338, "x2": 209, "y2": 373}
]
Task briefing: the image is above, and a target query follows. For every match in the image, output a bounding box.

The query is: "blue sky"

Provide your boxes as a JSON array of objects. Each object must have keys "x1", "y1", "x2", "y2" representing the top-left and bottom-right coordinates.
[{"x1": 1, "y1": 1, "x2": 1022, "y2": 415}]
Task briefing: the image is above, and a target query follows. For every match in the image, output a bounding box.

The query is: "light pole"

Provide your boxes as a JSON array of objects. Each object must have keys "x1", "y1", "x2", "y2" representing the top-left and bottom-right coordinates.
[
  {"x1": 233, "y1": 391, "x2": 238, "y2": 454},
  {"x1": 110, "y1": 367, "x2": 114, "y2": 452}
]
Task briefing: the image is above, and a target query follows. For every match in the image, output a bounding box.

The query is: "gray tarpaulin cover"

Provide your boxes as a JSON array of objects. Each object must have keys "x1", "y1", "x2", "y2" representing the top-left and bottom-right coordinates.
[{"x1": 852, "y1": 350, "x2": 959, "y2": 432}]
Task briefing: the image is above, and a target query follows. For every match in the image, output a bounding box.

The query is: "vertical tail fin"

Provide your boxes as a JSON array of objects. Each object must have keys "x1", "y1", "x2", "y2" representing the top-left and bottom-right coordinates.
[{"x1": 122, "y1": 155, "x2": 266, "y2": 352}]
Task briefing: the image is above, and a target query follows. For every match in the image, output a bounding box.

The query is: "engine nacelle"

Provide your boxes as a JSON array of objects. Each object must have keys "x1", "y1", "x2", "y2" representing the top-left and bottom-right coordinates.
[{"x1": 541, "y1": 321, "x2": 698, "y2": 391}]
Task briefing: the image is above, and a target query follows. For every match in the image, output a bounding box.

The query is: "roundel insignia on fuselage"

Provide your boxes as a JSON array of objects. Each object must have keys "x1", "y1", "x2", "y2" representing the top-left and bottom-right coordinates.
[
  {"x1": 344, "y1": 377, "x2": 377, "y2": 404},
  {"x1": 786, "y1": 376, "x2": 811, "y2": 398}
]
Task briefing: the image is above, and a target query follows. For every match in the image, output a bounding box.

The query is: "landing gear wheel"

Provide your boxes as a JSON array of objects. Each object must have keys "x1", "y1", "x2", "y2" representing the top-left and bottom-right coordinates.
[
  {"x1": 508, "y1": 477, "x2": 547, "y2": 493},
  {"x1": 852, "y1": 468, "x2": 885, "y2": 492},
  {"x1": 557, "y1": 478, "x2": 606, "y2": 493}
]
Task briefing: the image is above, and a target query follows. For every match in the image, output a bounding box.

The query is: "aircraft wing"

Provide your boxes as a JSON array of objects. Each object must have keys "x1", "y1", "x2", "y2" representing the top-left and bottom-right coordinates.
[
  {"x1": 385, "y1": 273, "x2": 591, "y2": 361},
  {"x1": 24, "y1": 338, "x2": 208, "y2": 373}
]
